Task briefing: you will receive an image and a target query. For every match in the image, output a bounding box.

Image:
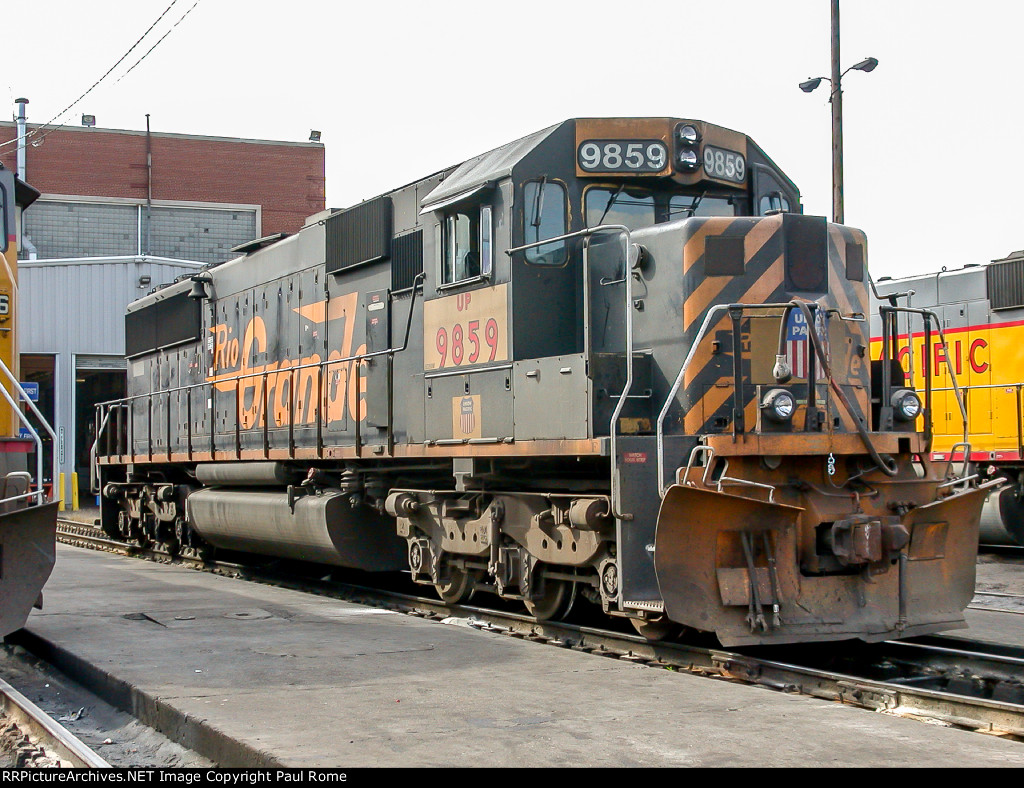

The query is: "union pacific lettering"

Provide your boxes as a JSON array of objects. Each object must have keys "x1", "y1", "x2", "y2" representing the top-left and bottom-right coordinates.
[
  {"x1": 889, "y1": 337, "x2": 989, "y2": 376},
  {"x1": 205, "y1": 291, "x2": 367, "y2": 429},
  {"x1": 870, "y1": 323, "x2": 1005, "y2": 380}
]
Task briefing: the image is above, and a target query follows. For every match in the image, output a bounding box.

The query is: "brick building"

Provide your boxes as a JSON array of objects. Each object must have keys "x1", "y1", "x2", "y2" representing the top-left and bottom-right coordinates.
[
  {"x1": 0, "y1": 118, "x2": 325, "y2": 262},
  {"x1": 0, "y1": 107, "x2": 325, "y2": 502}
]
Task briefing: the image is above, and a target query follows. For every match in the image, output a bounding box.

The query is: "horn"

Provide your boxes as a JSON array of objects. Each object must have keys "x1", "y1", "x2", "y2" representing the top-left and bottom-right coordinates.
[{"x1": 187, "y1": 274, "x2": 212, "y2": 300}]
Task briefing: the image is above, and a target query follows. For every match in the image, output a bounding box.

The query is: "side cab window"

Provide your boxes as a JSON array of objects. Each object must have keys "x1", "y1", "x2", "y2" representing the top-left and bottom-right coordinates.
[
  {"x1": 523, "y1": 180, "x2": 567, "y2": 266},
  {"x1": 753, "y1": 164, "x2": 798, "y2": 216},
  {"x1": 441, "y1": 203, "x2": 493, "y2": 286}
]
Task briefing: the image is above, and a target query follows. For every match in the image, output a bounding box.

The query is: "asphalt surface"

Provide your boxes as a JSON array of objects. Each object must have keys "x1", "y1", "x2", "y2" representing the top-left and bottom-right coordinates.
[{"x1": 8, "y1": 543, "x2": 1024, "y2": 767}]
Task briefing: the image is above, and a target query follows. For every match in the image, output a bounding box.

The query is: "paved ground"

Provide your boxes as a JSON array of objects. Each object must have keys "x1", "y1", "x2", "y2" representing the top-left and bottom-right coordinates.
[{"x1": 9, "y1": 544, "x2": 1024, "y2": 767}]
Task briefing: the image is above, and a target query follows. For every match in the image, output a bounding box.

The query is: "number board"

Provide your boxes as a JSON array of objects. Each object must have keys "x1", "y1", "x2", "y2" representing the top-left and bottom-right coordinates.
[
  {"x1": 423, "y1": 284, "x2": 509, "y2": 371},
  {"x1": 577, "y1": 139, "x2": 669, "y2": 175},
  {"x1": 702, "y1": 145, "x2": 746, "y2": 184}
]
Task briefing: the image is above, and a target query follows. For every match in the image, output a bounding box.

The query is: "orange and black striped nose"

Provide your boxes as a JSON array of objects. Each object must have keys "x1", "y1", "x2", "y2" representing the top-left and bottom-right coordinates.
[{"x1": 677, "y1": 214, "x2": 870, "y2": 437}]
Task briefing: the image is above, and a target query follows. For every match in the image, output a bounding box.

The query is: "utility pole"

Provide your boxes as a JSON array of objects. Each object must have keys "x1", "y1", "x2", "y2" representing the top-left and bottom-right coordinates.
[
  {"x1": 799, "y1": 1, "x2": 876, "y2": 225},
  {"x1": 830, "y1": 0, "x2": 844, "y2": 224}
]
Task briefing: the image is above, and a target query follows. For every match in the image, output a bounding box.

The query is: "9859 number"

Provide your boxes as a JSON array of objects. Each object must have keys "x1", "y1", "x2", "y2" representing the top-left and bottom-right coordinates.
[
  {"x1": 578, "y1": 140, "x2": 668, "y2": 173},
  {"x1": 435, "y1": 318, "x2": 500, "y2": 368},
  {"x1": 702, "y1": 145, "x2": 746, "y2": 183}
]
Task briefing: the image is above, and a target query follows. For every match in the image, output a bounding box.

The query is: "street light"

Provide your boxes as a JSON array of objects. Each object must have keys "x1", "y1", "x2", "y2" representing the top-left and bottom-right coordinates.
[{"x1": 798, "y1": 0, "x2": 877, "y2": 224}]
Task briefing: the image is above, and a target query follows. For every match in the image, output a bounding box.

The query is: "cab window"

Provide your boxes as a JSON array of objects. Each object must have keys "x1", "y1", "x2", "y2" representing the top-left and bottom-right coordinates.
[
  {"x1": 585, "y1": 187, "x2": 656, "y2": 231},
  {"x1": 523, "y1": 180, "x2": 567, "y2": 266},
  {"x1": 442, "y1": 203, "x2": 492, "y2": 285},
  {"x1": 669, "y1": 194, "x2": 741, "y2": 219},
  {"x1": 759, "y1": 191, "x2": 791, "y2": 215}
]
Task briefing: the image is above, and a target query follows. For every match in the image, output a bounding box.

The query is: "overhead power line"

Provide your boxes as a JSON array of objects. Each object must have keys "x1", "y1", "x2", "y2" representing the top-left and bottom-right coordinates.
[{"x1": 1, "y1": 0, "x2": 201, "y2": 151}]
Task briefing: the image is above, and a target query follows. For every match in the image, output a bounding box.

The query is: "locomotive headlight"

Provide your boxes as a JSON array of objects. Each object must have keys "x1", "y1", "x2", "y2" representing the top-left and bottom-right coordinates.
[
  {"x1": 676, "y1": 148, "x2": 699, "y2": 170},
  {"x1": 676, "y1": 124, "x2": 701, "y2": 145},
  {"x1": 762, "y1": 388, "x2": 796, "y2": 423},
  {"x1": 891, "y1": 389, "x2": 922, "y2": 422}
]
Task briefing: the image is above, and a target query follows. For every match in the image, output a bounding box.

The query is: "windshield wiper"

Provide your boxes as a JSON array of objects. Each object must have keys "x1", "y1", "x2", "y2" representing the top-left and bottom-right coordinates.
[
  {"x1": 669, "y1": 189, "x2": 707, "y2": 219},
  {"x1": 595, "y1": 184, "x2": 626, "y2": 227}
]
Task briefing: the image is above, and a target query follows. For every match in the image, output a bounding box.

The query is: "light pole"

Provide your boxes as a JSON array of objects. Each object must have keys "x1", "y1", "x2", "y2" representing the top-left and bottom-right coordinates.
[{"x1": 799, "y1": 0, "x2": 877, "y2": 225}]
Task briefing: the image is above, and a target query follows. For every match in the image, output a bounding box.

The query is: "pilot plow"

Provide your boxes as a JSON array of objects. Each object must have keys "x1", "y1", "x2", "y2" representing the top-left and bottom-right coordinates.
[
  {"x1": 0, "y1": 500, "x2": 59, "y2": 637},
  {"x1": 654, "y1": 480, "x2": 998, "y2": 647}
]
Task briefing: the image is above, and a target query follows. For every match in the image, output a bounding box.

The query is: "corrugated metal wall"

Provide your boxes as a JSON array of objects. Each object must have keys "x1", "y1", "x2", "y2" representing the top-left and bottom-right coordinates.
[
  {"x1": 18, "y1": 258, "x2": 202, "y2": 354},
  {"x1": 16, "y1": 257, "x2": 204, "y2": 480}
]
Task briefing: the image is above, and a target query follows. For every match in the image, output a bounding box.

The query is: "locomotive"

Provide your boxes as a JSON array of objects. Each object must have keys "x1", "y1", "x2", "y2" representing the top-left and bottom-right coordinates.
[
  {"x1": 0, "y1": 162, "x2": 60, "y2": 637},
  {"x1": 94, "y1": 117, "x2": 996, "y2": 646},
  {"x1": 872, "y1": 255, "x2": 1024, "y2": 546}
]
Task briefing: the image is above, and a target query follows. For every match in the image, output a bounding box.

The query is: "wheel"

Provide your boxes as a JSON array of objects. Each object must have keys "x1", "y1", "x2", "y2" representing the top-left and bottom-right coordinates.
[
  {"x1": 525, "y1": 571, "x2": 576, "y2": 621},
  {"x1": 630, "y1": 615, "x2": 680, "y2": 641},
  {"x1": 435, "y1": 566, "x2": 476, "y2": 605}
]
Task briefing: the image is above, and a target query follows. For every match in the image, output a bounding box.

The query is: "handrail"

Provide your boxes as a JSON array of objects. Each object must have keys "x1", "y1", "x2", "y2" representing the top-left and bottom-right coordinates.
[
  {"x1": 657, "y1": 304, "x2": 730, "y2": 498},
  {"x1": 657, "y1": 299, "x2": 918, "y2": 497},
  {"x1": 879, "y1": 306, "x2": 969, "y2": 451},
  {"x1": 94, "y1": 274, "x2": 425, "y2": 465},
  {"x1": 508, "y1": 224, "x2": 636, "y2": 521},
  {"x1": 0, "y1": 356, "x2": 57, "y2": 505},
  {"x1": 89, "y1": 407, "x2": 114, "y2": 494}
]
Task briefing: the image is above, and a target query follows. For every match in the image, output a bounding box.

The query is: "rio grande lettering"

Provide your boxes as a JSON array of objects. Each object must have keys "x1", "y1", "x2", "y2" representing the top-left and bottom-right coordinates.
[{"x1": 206, "y1": 292, "x2": 366, "y2": 428}]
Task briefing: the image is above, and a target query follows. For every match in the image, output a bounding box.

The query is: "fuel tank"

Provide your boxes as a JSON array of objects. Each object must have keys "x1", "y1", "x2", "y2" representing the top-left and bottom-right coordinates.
[
  {"x1": 186, "y1": 488, "x2": 406, "y2": 571},
  {"x1": 979, "y1": 488, "x2": 1024, "y2": 546}
]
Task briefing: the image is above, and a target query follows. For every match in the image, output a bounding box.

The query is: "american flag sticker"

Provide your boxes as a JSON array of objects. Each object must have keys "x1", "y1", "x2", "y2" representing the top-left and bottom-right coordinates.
[
  {"x1": 784, "y1": 309, "x2": 828, "y2": 381},
  {"x1": 452, "y1": 395, "x2": 482, "y2": 439}
]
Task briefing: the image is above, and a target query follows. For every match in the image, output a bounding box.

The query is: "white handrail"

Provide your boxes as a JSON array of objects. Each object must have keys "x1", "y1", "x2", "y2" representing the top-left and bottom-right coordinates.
[{"x1": 0, "y1": 356, "x2": 57, "y2": 505}]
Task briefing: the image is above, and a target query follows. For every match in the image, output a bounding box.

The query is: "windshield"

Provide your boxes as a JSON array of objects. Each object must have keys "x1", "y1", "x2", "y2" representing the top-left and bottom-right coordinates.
[
  {"x1": 585, "y1": 186, "x2": 742, "y2": 232},
  {"x1": 585, "y1": 188, "x2": 656, "y2": 231}
]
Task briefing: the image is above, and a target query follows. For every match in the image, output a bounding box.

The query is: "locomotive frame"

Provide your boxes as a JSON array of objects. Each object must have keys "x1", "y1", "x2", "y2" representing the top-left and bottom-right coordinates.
[{"x1": 95, "y1": 117, "x2": 995, "y2": 646}]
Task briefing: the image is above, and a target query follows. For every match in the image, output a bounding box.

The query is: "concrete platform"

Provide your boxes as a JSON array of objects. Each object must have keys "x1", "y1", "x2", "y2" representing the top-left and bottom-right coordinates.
[{"x1": 12, "y1": 544, "x2": 1024, "y2": 767}]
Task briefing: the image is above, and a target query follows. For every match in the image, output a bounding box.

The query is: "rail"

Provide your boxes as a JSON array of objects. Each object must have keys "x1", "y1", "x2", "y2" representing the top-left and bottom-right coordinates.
[
  {"x1": 0, "y1": 676, "x2": 110, "y2": 767},
  {"x1": 92, "y1": 275, "x2": 425, "y2": 480}
]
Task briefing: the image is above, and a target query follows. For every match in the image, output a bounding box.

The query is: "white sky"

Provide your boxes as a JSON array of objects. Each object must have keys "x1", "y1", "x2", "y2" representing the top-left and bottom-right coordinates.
[{"x1": 6, "y1": 0, "x2": 1023, "y2": 278}]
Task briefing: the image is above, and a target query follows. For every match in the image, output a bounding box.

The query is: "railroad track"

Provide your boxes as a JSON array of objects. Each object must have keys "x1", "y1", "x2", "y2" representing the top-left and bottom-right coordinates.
[
  {"x1": 981, "y1": 543, "x2": 1024, "y2": 558},
  {"x1": 0, "y1": 675, "x2": 109, "y2": 768},
  {"x1": 55, "y1": 518, "x2": 1024, "y2": 741}
]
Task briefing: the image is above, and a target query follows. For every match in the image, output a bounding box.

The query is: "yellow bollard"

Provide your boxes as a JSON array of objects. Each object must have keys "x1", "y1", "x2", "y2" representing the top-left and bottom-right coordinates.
[
  {"x1": 58, "y1": 472, "x2": 65, "y2": 512},
  {"x1": 71, "y1": 472, "x2": 79, "y2": 511}
]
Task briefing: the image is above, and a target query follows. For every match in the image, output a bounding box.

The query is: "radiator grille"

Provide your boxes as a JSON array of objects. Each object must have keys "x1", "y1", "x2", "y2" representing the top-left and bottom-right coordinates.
[
  {"x1": 125, "y1": 291, "x2": 201, "y2": 357},
  {"x1": 325, "y1": 196, "x2": 392, "y2": 275},
  {"x1": 391, "y1": 230, "x2": 423, "y2": 292},
  {"x1": 988, "y1": 259, "x2": 1024, "y2": 311}
]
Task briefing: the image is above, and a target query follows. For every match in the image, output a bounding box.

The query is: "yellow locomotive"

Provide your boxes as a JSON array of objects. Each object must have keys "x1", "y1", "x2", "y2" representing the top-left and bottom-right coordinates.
[
  {"x1": 0, "y1": 163, "x2": 60, "y2": 636},
  {"x1": 873, "y1": 253, "x2": 1024, "y2": 545}
]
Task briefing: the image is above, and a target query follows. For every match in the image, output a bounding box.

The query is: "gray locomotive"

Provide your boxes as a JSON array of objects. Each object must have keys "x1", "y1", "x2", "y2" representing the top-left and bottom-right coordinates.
[{"x1": 95, "y1": 117, "x2": 995, "y2": 646}]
